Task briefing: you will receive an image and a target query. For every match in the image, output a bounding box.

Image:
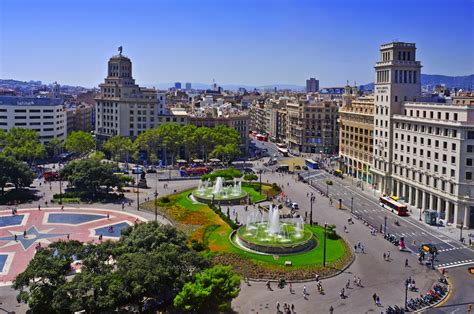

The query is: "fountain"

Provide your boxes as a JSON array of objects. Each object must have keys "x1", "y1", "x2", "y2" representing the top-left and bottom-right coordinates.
[
  {"x1": 191, "y1": 176, "x2": 248, "y2": 205},
  {"x1": 233, "y1": 204, "x2": 315, "y2": 255}
]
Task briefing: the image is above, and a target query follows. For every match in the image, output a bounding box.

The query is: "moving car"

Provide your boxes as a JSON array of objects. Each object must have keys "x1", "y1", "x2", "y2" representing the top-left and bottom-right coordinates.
[{"x1": 131, "y1": 166, "x2": 144, "y2": 174}]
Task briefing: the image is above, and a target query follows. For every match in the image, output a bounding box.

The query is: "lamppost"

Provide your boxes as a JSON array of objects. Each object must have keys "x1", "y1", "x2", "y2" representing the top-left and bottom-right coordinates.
[
  {"x1": 460, "y1": 218, "x2": 464, "y2": 242},
  {"x1": 259, "y1": 169, "x2": 262, "y2": 196},
  {"x1": 404, "y1": 278, "x2": 409, "y2": 311},
  {"x1": 323, "y1": 222, "x2": 328, "y2": 267},
  {"x1": 309, "y1": 194, "x2": 315, "y2": 226},
  {"x1": 136, "y1": 171, "x2": 140, "y2": 211},
  {"x1": 326, "y1": 181, "x2": 329, "y2": 197},
  {"x1": 384, "y1": 215, "x2": 387, "y2": 235},
  {"x1": 58, "y1": 161, "x2": 63, "y2": 205},
  {"x1": 154, "y1": 172, "x2": 159, "y2": 222},
  {"x1": 350, "y1": 196, "x2": 354, "y2": 214}
]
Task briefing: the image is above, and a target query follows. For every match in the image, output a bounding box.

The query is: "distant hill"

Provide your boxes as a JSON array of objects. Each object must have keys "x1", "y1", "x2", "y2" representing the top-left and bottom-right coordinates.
[
  {"x1": 149, "y1": 82, "x2": 305, "y2": 91},
  {"x1": 361, "y1": 74, "x2": 474, "y2": 91}
]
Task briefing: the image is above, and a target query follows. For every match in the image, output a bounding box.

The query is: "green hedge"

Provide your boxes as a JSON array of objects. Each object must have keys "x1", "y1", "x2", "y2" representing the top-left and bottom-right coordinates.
[
  {"x1": 209, "y1": 204, "x2": 239, "y2": 230},
  {"x1": 53, "y1": 191, "x2": 124, "y2": 202},
  {"x1": 201, "y1": 168, "x2": 242, "y2": 181}
]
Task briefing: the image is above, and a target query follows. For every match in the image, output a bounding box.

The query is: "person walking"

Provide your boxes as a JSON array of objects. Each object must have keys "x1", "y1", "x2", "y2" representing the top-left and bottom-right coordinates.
[
  {"x1": 405, "y1": 258, "x2": 409, "y2": 267},
  {"x1": 383, "y1": 252, "x2": 386, "y2": 261},
  {"x1": 376, "y1": 295, "x2": 381, "y2": 306},
  {"x1": 372, "y1": 293, "x2": 377, "y2": 304},
  {"x1": 387, "y1": 251, "x2": 390, "y2": 260},
  {"x1": 289, "y1": 282, "x2": 293, "y2": 294},
  {"x1": 346, "y1": 279, "x2": 350, "y2": 288},
  {"x1": 329, "y1": 305, "x2": 334, "y2": 314},
  {"x1": 340, "y1": 288, "x2": 345, "y2": 299},
  {"x1": 303, "y1": 285, "x2": 307, "y2": 297},
  {"x1": 276, "y1": 302, "x2": 280, "y2": 312}
]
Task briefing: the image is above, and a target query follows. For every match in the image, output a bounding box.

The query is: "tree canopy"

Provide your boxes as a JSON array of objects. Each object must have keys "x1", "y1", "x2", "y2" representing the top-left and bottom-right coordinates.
[
  {"x1": 173, "y1": 265, "x2": 241, "y2": 313},
  {"x1": 0, "y1": 128, "x2": 45, "y2": 162},
  {"x1": 0, "y1": 155, "x2": 33, "y2": 194},
  {"x1": 60, "y1": 158, "x2": 121, "y2": 193},
  {"x1": 65, "y1": 131, "x2": 95, "y2": 155},
  {"x1": 14, "y1": 223, "x2": 213, "y2": 313},
  {"x1": 103, "y1": 135, "x2": 133, "y2": 161}
]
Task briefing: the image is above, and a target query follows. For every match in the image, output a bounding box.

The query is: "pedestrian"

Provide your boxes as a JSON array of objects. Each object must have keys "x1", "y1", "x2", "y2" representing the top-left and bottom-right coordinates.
[
  {"x1": 383, "y1": 252, "x2": 386, "y2": 260},
  {"x1": 61, "y1": 205, "x2": 64, "y2": 211},
  {"x1": 291, "y1": 304, "x2": 294, "y2": 312},
  {"x1": 354, "y1": 244, "x2": 358, "y2": 253},
  {"x1": 289, "y1": 282, "x2": 292, "y2": 294},
  {"x1": 277, "y1": 302, "x2": 280, "y2": 311},
  {"x1": 107, "y1": 213, "x2": 110, "y2": 220},
  {"x1": 38, "y1": 204, "x2": 41, "y2": 211},
  {"x1": 14, "y1": 234, "x2": 17, "y2": 241},
  {"x1": 23, "y1": 230, "x2": 27, "y2": 238},
  {"x1": 122, "y1": 203, "x2": 125, "y2": 210},
  {"x1": 344, "y1": 225, "x2": 347, "y2": 233},
  {"x1": 340, "y1": 288, "x2": 345, "y2": 299},
  {"x1": 372, "y1": 293, "x2": 377, "y2": 304},
  {"x1": 99, "y1": 234, "x2": 103, "y2": 241},
  {"x1": 67, "y1": 234, "x2": 70, "y2": 240},
  {"x1": 303, "y1": 285, "x2": 307, "y2": 297},
  {"x1": 376, "y1": 296, "x2": 381, "y2": 306},
  {"x1": 387, "y1": 251, "x2": 390, "y2": 260},
  {"x1": 405, "y1": 258, "x2": 409, "y2": 267},
  {"x1": 346, "y1": 279, "x2": 350, "y2": 288},
  {"x1": 357, "y1": 277, "x2": 362, "y2": 287},
  {"x1": 329, "y1": 305, "x2": 334, "y2": 314}
]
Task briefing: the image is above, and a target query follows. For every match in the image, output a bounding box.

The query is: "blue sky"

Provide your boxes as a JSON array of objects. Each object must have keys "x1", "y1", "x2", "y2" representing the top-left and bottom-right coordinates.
[{"x1": 1, "y1": 0, "x2": 473, "y2": 88}]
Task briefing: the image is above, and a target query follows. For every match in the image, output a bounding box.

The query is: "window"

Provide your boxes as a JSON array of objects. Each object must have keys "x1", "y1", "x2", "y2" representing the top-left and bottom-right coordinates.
[
  {"x1": 451, "y1": 169, "x2": 455, "y2": 177},
  {"x1": 451, "y1": 156, "x2": 455, "y2": 164},
  {"x1": 467, "y1": 172, "x2": 472, "y2": 180},
  {"x1": 468, "y1": 131, "x2": 474, "y2": 139},
  {"x1": 442, "y1": 167, "x2": 446, "y2": 175},
  {"x1": 452, "y1": 143, "x2": 456, "y2": 151},
  {"x1": 452, "y1": 130, "x2": 457, "y2": 138},
  {"x1": 454, "y1": 113, "x2": 458, "y2": 121},
  {"x1": 467, "y1": 158, "x2": 473, "y2": 166},
  {"x1": 443, "y1": 154, "x2": 447, "y2": 162},
  {"x1": 468, "y1": 145, "x2": 474, "y2": 153}
]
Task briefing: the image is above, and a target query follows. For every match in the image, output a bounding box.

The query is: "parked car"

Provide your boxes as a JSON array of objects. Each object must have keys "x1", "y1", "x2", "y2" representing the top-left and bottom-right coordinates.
[
  {"x1": 146, "y1": 166, "x2": 157, "y2": 173},
  {"x1": 131, "y1": 166, "x2": 144, "y2": 174},
  {"x1": 291, "y1": 202, "x2": 299, "y2": 210}
]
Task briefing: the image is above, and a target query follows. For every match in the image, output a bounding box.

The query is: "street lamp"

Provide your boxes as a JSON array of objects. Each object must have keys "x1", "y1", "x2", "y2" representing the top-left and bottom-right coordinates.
[
  {"x1": 309, "y1": 194, "x2": 315, "y2": 226},
  {"x1": 154, "y1": 172, "x2": 159, "y2": 222},
  {"x1": 460, "y1": 219, "x2": 464, "y2": 243},
  {"x1": 384, "y1": 215, "x2": 387, "y2": 235},
  {"x1": 58, "y1": 161, "x2": 63, "y2": 205},
  {"x1": 136, "y1": 171, "x2": 140, "y2": 211},
  {"x1": 326, "y1": 181, "x2": 329, "y2": 197},
  {"x1": 259, "y1": 169, "x2": 262, "y2": 196},
  {"x1": 350, "y1": 196, "x2": 354, "y2": 214},
  {"x1": 404, "y1": 278, "x2": 409, "y2": 311},
  {"x1": 323, "y1": 222, "x2": 328, "y2": 267}
]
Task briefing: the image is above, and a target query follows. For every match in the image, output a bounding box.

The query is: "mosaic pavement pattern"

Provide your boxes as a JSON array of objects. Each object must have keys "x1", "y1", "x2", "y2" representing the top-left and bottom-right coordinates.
[{"x1": 0, "y1": 208, "x2": 146, "y2": 284}]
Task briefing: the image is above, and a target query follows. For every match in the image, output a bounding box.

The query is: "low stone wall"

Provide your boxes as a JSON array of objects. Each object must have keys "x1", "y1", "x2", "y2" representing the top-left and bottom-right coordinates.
[
  {"x1": 236, "y1": 232, "x2": 316, "y2": 255},
  {"x1": 192, "y1": 193, "x2": 248, "y2": 205}
]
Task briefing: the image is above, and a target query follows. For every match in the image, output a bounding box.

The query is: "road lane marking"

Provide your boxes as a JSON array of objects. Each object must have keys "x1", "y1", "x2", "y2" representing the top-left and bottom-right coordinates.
[{"x1": 436, "y1": 259, "x2": 474, "y2": 269}]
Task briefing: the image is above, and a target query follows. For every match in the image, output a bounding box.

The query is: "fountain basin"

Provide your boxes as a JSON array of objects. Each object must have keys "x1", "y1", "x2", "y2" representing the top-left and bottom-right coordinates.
[
  {"x1": 234, "y1": 223, "x2": 316, "y2": 255},
  {"x1": 191, "y1": 177, "x2": 248, "y2": 205}
]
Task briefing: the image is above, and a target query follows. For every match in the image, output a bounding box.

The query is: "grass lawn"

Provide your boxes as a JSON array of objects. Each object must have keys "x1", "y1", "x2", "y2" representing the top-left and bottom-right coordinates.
[
  {"x1": 242, "y1": 185, "x2": 267, "y2": 203},
  {"x1": 141, "y1": 184, "x2": 351, "y2": 278}
]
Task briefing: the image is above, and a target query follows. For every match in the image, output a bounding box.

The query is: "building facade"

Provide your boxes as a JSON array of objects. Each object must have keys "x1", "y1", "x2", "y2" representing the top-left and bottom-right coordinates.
[
  {"x1": 66, "y1": 103, "x2": 94, "y2": 134},
  {"x1": 339, "y1": 86, "x2": 374, "y2": 185},
  {"x1": 286, "y1": 98, "x2": 339, "y2": 154},
  {"x1": 306, "y1": 78, "x2": 319, "y2": 93},
  {"x1": 370, "y1": 42, "x2": 473, "y2": 228},
  {"x1": 95, "y1": 51, "x2": 158, "y2": 139},
  {"x1": 0, "y1": 96, "x2": 67, "y2": 143}
]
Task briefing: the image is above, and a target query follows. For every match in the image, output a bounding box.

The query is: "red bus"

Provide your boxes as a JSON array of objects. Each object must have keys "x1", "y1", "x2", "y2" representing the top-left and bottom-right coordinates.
[
  {"x1": 256, "y1": 134, "x2": 268, "y2": 141},
  {"x1": 179, "y1": 166, "x2": 211, "y2": 177},
  {"x1": 379, "y1": 196, "x2": 408, "y2": 216}
]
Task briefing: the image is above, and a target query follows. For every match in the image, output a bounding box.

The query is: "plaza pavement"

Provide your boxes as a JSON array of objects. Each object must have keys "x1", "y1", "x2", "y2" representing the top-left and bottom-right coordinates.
[
  {"x1": 231, "y1": 166, "x2": 442, "y2": 313},
  {"x1": 0, "y1": 162, "x2": 446, "y2": 313}
]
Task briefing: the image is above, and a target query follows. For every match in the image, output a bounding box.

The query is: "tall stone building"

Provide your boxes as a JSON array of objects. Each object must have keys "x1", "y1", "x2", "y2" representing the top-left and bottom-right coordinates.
[
  {"x1": 95, "y1": 49, "x2": 158, "y2": 140},
  {"x1": 371, "y1": 42, "x2": 421, "y2": 194},
  {"x1": 339, "y1": 84, "x2": 374, "y2": 185}
]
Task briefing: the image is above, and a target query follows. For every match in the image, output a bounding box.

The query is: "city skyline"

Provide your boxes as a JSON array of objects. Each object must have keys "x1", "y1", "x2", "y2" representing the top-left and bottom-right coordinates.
[{"x1": 1, "y1": 0, "x2": 473, "y2": 88}]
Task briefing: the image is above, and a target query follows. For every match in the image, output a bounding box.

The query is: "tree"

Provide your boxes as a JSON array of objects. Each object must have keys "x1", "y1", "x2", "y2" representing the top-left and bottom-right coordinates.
[
  {"x1": 1, "y1": 128, "x2": 45, "y2": 162},
  {"x1": 179, "y1": 124, "x2": 197, "y2": 160},
  {"x1": 133, "y1": 128, "x2": 161, "y2": 164},
  {"x1": 174, "y1": 265, "x2": 241, "y2": 313},
  {"x1": 211, "y1": 143, "x2": 240, "y2": 163},
  {"x1": 89, "y1": 150, "x2": 105, "y2": 161},
  {"x1": 194, "y1": 127, "x2": 215, "y2": 161},
  {"x1": 212, "y1": 125, "x2": 240, "y2": 148},
  {"x1": 65, "y1": 131, "x2": 95, "y2": 156},
  {"x1": 103, "y1": 135, "x2": 133, "y2": 162},
  {"x1": 243, "y1": 173, "x2": 258, "y2": 182},
  {"x1": 45, "y1": 138, "x2": 63, "y2": 158},
  {"x1": 14, "y1": 223, "x2": 209, "y2": 312},
  {"x1": 157, "y1": 123, "x2": 182, "y2": 166},
  {"x1": 0, "y1": 155, "x2": 33, "y2": 194},
  {"x1": 60, "y1": 158, "x2": 121, "y2": 194}
]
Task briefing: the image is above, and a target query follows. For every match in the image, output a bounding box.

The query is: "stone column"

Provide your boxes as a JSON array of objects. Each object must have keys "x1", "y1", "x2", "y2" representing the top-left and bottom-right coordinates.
[
  {"x1": 399, "y1": 181, "x2": 403, "y2": 199},
  {"x1": 464, "y1": 205, "x2": 471, "y2": 229},
  {"x1": 445, "y1": 201, "x2": 452, "y2": 223},
  {"x1": 408, "y1": 186, "x2": 413, "y2": 206},
  {"x1": 429, "y1": 194, "x2": 434, "y2": 211},
  {"x1": 415, "y1": 188, "x2": 420, "y2": 208},
  {"x1": 422, "y1": 191, "x2": 427, "y2": 211},
  {"x1": 437, "y1": 197, "x2": 442, "y2": 221},
  {"x1": 453, "y1": 203, "x2": 460, "y2": 227}
]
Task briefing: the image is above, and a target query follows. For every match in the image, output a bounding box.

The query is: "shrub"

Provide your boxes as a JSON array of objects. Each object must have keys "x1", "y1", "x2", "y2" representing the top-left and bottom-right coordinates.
[
  {"x1": 191, "y1": 239, "x2": 206, "y2": 252},
  {"x1": 159, "y1": 196, "x2": 170, "y2": 204},
  {"x1": 201, "y1": 168, "x2": 242, "y2": 181},
  {"x1": 243, "y1": 174, "x2": 258, "y2": 182},
  {"x1": 209, "y1": 204, "x2": 238, "y2": 230},
  {"x1": 271, "y1": 183, "x2": 281, "y2": 192},
  {"x1": 326, "y1": 224, "x2": 339, "y2": 240}
]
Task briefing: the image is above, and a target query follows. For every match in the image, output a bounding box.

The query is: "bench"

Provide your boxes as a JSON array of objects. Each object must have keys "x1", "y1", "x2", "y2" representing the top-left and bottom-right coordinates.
[{"x1": 285, "y1": 261, "x2": 292, "y2": 266}]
